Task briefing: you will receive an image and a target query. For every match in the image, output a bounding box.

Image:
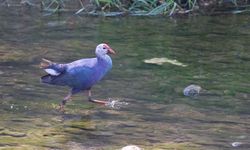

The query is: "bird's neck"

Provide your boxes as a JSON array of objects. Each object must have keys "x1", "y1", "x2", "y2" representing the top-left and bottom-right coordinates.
[
  {"x1": 97, "y1": 54, "x2": 108, "y2": 60},
  {"x1": 97, "y1": 54, "x2": 112, "y2": 66}
]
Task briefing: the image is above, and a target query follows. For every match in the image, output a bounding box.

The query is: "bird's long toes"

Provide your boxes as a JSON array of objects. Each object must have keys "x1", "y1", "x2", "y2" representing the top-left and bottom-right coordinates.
[{"x1": 57, "y1": 103, "x2": 65, "y2": 112}]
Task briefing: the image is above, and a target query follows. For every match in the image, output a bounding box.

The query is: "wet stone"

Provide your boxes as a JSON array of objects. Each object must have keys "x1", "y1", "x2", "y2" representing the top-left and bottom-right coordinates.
[
  {"x1": 183, "y1": 84, "x2": 202, "y2": 97},
  {"x1": 121, "y1": 145, "x2": 142, "y2": 150},
  {"x1": 231, "y1": 142, "x2": 243, "y2": 147}
]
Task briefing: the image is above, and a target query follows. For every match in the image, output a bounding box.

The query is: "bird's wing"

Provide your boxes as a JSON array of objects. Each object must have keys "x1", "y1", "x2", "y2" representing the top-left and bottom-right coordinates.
[
  {"x1": 40, "y1": 58, "x2": 98, "y2": 88},
  {"x1": 66, "y1": 58, "x2": 97, "y2": 70},
  {"x1": 40, "y1": 58, "x2": 66, "y2": 76}
]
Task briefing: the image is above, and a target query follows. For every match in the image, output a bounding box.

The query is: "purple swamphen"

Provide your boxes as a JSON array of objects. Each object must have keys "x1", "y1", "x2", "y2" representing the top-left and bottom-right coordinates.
[{"x1": 40, "y1": 43, "x2": 115, "y2": 111}]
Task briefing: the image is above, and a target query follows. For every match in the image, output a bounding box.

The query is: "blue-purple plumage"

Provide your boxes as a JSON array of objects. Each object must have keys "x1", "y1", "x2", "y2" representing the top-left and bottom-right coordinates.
[
  {"x1": 40, "y1": 43, "x2": 116, "y2": 110},
  {"x1": 41, "y1": 45, "x2": 113, "y2": 94}
]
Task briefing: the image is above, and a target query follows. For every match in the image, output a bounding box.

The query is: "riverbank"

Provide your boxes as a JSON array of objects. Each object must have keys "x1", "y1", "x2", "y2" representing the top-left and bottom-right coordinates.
[{"x1": 1, "y1": 0, "x2": 250, "y2": 16}]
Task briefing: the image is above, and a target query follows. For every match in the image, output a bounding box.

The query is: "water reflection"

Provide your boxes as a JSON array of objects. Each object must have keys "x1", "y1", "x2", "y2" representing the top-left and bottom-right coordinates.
[{"x1": 0, "y1": 8, "x2": 250, "y2": 149}]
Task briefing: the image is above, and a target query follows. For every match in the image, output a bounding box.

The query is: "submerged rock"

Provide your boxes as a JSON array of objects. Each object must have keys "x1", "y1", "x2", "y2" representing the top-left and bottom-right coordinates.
[
  {"x1": 121, "y1": 145, "x2": 141, "y2": 150},
  {"x1": 144, "y1": 57, "x2": 187, "y2": 67},
  {"x1": 183, "y1": 84, "x2": 202, "y2": 97},
  {"x1": 231, "y1": 142, "x2": 243, "y2": 147}
]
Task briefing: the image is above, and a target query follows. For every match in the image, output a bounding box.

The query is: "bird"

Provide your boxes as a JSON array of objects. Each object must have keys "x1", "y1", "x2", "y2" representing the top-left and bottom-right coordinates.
[{"x1": 40, "y1": 43, "x2": 115, "y2": 111}]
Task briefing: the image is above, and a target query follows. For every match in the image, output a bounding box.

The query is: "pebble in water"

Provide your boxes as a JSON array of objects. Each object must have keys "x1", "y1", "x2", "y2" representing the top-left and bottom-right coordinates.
[
  {"x1": 121, "y1": 145, "x2": 141, "y2": 150},
  {"x1": 231, "y1": 142, "x2": 243, "y2": 147},
  {"x1": 183, "y1": 84, "x2": 202, "y2": 97}
]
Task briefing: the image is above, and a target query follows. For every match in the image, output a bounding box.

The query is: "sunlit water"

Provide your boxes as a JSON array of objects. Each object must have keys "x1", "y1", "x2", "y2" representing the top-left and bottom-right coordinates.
[{"x1": 0, "y1": 7, "x2": 250, "y2": 150}]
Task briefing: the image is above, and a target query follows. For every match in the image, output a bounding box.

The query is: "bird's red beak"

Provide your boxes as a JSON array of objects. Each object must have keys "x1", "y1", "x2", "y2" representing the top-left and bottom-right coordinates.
[
  {"x1": 104, "y1": 44, "x2": 116, "y2": 55},
  {"x1": 108, "y1": 48, "x2": 116, "y2": 55}
]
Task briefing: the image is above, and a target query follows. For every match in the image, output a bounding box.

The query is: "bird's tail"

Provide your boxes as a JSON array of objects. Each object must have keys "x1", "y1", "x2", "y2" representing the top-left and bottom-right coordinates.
[{"x1": 40, "y1": 58, "x2": 53, "y2": 69}]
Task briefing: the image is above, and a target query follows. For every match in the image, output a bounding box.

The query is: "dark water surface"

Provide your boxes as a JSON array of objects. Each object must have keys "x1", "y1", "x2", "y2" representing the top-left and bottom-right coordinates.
[{"x1": 0, "y1": 8, "x2": 250, "y2": 150}]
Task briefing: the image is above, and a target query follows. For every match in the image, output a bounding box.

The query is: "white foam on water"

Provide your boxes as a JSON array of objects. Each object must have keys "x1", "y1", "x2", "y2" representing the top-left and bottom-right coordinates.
[{"x1": 105, "y1": 98, "x2": 129, "y2": 109}]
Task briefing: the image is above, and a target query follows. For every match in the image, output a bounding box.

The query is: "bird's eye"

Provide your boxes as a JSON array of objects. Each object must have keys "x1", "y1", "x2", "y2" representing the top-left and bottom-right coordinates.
[{"x1": 103, "y1": 47, "x2": 107, "y2": 49}]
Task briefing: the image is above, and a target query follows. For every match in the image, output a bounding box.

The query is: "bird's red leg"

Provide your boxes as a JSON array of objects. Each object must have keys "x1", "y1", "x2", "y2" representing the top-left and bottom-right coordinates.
[
  {"x1": 59, "y1": 92, "x2": 72, "y2": 111},
  {"x1": 87, "y1": 90, "x2": 107, "y2": 105}
]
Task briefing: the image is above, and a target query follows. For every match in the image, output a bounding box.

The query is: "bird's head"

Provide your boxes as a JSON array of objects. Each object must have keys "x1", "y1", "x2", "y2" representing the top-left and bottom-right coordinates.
[{"x1": 95, "y1": 43, "x2": 115, "y2": 56}]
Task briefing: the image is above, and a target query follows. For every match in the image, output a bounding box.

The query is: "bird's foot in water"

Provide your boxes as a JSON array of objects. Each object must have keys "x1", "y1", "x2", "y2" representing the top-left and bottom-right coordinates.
[
  {"x1": 88, "y1": 97, "x2": 128, "y2": 109},
  {"x1": 57, "y1": 104, "x2": 65, "y2": 112},
  {"x1": 88, "y1": 97, "x2": 107, "y2": 105},
  {"x1": 57, "y1": 100, "x2": 67, "y2": 112}
]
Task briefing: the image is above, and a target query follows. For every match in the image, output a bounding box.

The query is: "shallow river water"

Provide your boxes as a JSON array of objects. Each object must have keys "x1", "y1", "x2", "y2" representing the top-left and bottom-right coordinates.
[{"x1": 0, "y1": 7, "x2": 250, "y2": 150}]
